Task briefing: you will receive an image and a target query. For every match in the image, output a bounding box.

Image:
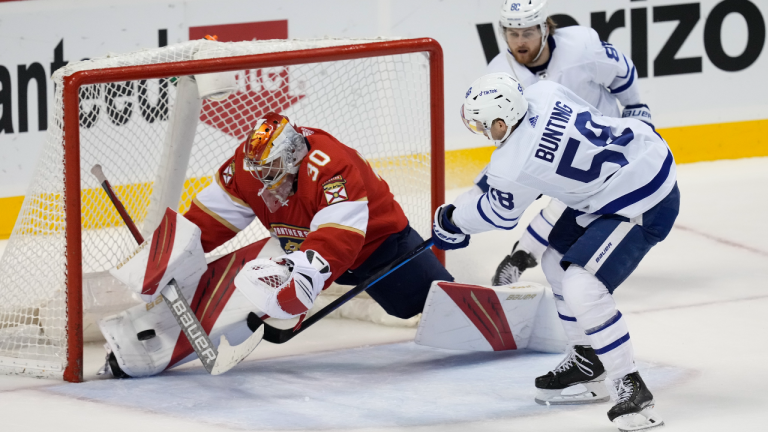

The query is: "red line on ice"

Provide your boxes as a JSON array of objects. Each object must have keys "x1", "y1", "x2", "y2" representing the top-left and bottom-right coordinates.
[{"x1": 674, "y1": 224, "x2": 768, "y2": 258}]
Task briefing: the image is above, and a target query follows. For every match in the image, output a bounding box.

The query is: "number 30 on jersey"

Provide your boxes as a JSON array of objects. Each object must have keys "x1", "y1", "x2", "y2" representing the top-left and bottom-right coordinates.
[{"x1": 307, "y1": 149, "x2": 331, "y2": 181}]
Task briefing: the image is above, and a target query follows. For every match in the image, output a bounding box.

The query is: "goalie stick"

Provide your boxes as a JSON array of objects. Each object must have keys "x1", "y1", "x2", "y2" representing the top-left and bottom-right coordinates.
[
  {"x1": 91, "y1": 164, "x2": 264, "y2": 376},
  {"x1": 249, "y1": 237, "x2": 436, "y2": 344}
]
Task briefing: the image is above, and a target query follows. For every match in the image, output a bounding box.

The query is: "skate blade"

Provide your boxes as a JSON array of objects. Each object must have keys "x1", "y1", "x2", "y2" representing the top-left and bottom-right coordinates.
[
  {"x1": 613, "y1": 405, "x2": 665, "y2": 432},
  {"x1": 535, "y1": 381, "x2": 610, "y2": 406}
]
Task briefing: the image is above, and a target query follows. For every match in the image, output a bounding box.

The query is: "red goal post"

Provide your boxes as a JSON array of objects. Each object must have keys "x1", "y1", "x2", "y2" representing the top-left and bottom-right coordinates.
[{"x1": 51, "y1": 38, "x2": 444, "y2": 382}]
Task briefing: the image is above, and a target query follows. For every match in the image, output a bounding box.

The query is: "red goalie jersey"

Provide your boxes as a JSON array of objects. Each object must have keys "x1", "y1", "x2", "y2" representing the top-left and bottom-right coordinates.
[{"x1": 184, "y1": 127, "x2": 409, "y2": 286}]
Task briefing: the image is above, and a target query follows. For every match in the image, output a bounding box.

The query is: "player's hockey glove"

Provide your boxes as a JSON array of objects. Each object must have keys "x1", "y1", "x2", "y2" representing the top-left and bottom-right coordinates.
[
  {"x1": 621, "y1": 104, "x2": 654, "y2": 129},
  {"x1": 234, "y1": 250, "x2": 331, "y2": 319},
  {"x1": 432, "y1": 204, "x2": 470, "y2": 250}
]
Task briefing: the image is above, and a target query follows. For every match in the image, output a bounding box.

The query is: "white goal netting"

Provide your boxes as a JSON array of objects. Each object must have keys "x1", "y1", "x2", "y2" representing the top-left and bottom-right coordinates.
[{"x1": 0, "y1": 38, "x2": 439, "y2": 379}]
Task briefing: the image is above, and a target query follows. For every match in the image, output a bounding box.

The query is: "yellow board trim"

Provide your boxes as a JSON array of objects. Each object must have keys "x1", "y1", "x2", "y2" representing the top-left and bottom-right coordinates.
[
  {"x1": 0, "y1": 176, "x2": 212, "y2": 240},
  {"x1": 445, "y1": 145, "x2": 495, "y2": 190},
  {"x1": 2, "y1": 118, "x2": 767, "y2": 240},
  {"x1": 657, "y1": 118, "x2": 768, "y2": 164},
  {"x1": 0, "y1": 196, "x2": 24, "y2": 239}
]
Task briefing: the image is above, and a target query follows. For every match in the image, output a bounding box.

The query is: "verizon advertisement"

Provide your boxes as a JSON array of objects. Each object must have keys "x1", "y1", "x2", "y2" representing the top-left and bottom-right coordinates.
[{"x1": 0, "y1": 0, "x2": 765, "y2": 197}]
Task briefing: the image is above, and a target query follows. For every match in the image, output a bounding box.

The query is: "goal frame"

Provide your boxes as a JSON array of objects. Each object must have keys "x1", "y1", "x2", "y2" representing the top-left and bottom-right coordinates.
[{"x1": 60, "y1": 38, "x2": 444, "y2": 382}]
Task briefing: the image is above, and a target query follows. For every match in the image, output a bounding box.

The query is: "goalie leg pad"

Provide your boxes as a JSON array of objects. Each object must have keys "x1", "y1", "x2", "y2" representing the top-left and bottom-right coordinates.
[
  {"x1": 100, "y1": 290, "x2": 265, "y2": 377},
  {"x1": 168, "y1": 290, "x2": 266, "y2": 369},
  {"x1": 99, "y1": 297, "x2": 181, "y2": 377},
  {"x1": 110, "y1": 208, "x2": 208, "y2": 303},
  {"x1": 416, "y1": 281, "x2": 545, "y2": 351},
  {"x1": 99, "y1": 238, "x2": 275, "y2": 377}
]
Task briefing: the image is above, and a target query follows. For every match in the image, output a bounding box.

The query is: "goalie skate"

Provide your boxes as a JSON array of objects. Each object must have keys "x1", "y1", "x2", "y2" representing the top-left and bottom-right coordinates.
[
  {"x1": 534, "y1": 345, "x2": 610, "y2": 405},
  {"x1": 608, "y1": 372, "x2": 665, "y2": 431}
]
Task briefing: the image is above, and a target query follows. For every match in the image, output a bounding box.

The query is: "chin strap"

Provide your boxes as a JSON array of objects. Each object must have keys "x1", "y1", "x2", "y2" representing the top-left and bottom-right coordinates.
[
  {"x1": 493, "y1": 128, "x2": 513, "y2": 147},
  {"x1": 493, "y1": 117, "x2": 522, "y2": 147},
  {"x1": 530, "y1": 23, "x2": 549, "y2": 64},
  {"x1": 504, "y1": 51, "x2": 523, "y2": 82}
]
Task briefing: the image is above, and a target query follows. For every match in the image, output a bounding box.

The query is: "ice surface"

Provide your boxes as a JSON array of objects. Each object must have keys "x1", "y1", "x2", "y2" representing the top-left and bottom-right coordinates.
[
  {"x1": 46, "y1": 343, "x2": 686, "y2": 430},
  {"x1": 1, "y1": 157, "x2": 768, "y2": 432}
]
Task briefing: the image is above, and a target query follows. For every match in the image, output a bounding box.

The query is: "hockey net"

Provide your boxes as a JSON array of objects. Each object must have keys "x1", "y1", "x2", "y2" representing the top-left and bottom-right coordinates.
[{"x1": 0, "y1": 38, "x2": 444, "y2": 381}]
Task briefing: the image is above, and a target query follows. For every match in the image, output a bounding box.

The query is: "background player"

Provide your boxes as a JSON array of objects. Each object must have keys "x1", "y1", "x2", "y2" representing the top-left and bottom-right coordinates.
[
  {"x1": 434, "y1": 73, "x2": 677, "y2": 431},
  {"x1": 100, "y1": 113, "x2": 452, "y2": 378},
  {"x1": 458, "y1": 0, "x2": 652, "y2": 286}
]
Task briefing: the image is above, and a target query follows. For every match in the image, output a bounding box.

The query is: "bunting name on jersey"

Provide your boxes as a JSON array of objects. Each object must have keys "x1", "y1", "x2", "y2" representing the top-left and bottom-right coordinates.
[{"x1": 535, "y1": 101, "x2": 573, "y2": 163}]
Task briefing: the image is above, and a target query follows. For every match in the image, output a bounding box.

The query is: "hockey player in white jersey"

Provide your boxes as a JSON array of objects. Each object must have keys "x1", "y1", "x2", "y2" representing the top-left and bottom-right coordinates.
[
  {"x1": 462, "y1": 0, "x2": 652, "y2": 287},
  {"x1": 434, "y1": 73, "x2": 677, "y2": 431}
]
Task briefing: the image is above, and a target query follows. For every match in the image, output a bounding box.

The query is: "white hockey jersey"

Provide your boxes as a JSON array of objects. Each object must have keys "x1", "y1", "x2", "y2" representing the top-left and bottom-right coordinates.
[
  {"x1": 486, "y1": 26, "x2": 641, "y2": 118},
  {"x1": 452, "y1": 81, "x2": 676, "y2": 234}
]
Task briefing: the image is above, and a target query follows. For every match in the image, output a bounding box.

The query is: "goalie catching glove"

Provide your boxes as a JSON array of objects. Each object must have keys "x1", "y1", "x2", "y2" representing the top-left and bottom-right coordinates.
[
  {"x1": 234, "y1": 250, "x2": 331, "y2": 319},
  {"x1": 432, "y1": 204, "x2": 470, "y2": 250}
]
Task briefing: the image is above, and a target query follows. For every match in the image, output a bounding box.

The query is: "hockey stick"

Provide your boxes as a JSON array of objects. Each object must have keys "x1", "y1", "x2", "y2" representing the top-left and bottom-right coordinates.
[
  {"x1": 248, "y1": 237, "x2": 435, "y2": 344},
  {"x1": 91, "y1": 164, "x2": 263, "y2": 375}
]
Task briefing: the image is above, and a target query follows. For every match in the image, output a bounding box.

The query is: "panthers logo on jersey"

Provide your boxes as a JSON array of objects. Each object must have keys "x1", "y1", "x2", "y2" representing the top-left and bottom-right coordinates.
[{"x1": 271, "y1": 223, "x2": 310, "y2": 253}]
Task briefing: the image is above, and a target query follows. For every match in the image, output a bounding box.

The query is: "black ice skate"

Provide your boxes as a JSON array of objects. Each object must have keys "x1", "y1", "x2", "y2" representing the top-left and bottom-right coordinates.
[
  {"x1": 492, "y1": 242, "x2": 538, "y2": 286},
  {"x1": 534, "y1": 345, "x2": 610, "y2": 405},
  {"x1": 608, "y1": 372, "x2": 664, "y2": 431}
]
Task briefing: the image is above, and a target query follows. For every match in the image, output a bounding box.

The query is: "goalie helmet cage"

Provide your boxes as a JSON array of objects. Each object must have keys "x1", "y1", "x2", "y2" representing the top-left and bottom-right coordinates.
[{"x1": 0, "y1": 37, "x2": 444, "y2": 382}]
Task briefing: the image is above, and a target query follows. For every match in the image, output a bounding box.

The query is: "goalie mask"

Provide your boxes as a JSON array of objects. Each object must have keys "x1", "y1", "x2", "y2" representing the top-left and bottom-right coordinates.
[
  {"x1": 461, "y1": 72, "x2": 528, "y2": 146},
  {"x1": 243, "y1": 113, "x2": 308, "y2": 212}
]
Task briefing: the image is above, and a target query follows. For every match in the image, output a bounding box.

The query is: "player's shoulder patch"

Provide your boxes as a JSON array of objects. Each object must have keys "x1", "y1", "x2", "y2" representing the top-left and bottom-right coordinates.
[
  {"x1": 322, "y1": 175, "x2": 349, "y2": 205},
  {"x1": 221, "y1": 160, "x2": 236, "y2": 186}
]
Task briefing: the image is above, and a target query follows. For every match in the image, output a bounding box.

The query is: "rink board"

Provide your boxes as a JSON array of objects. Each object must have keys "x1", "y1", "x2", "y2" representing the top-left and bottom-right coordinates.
[{"x1": 46, "y1": 342, "x2": 687, "y2": 430}]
